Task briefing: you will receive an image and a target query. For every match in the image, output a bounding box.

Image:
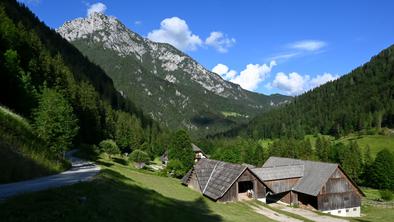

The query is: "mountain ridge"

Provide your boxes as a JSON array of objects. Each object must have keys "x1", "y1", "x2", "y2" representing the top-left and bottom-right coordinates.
[{"x1": 57, "y1": 13, "x2": 291, "y2": 136}]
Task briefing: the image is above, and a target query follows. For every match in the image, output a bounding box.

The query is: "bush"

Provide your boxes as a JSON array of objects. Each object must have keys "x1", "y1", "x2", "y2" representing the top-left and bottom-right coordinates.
[
  {"x1": 129, "y1": 149, "x2": 150, "y2": 163},
  {"x1": 129, "y1": 149, "x2": 150, "y2": 169},
  {"x1": 99, "y1": 139, "x2": 120, "y2": 158},
  {"x1": 166, "y1": 159, "x2": 186, "y2": 178},
  {"x1": 380, "y1": 190, "x2": 393, "y2": 201}
]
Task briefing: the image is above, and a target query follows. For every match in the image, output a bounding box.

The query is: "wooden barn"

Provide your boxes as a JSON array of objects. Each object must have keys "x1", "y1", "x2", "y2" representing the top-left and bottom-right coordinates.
[
  {"x1": 252, "y1": 157, "x2": 365, "y2": 217},
  {"x1": 182, "y1": 159, "x2": 269, "y2": 202}
]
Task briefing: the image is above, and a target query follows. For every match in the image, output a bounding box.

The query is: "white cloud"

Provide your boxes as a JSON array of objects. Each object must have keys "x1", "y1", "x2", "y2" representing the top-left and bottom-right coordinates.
[
  {"x1": 134, "y1": 20, "x2": 142, "y2": 25},
  {"x1": 147, "y1": 17, "x2": 202, "y2": 51},
  {"x1": 212, "y1": 61, "x2": 276, "y2": 91},
  {"x1": 87, "y1": 2, "x2": 107, "y2": 16},
  {"x1": 269, "y1": 72, "x2": 338, "y2": 95},
  {"x1": 271, "y1": 72, "x2": 307, "y2": 95},
  {"x1": 212, "y1": 64, "x2": 237, "y2": 80},
  {"x1": 309, "y1": 73, "x2": 338, "y2": 89},
  {"x1": 268, "y1": 52, "x2": 300, "y2": 61},
  {"x1": 19, "y1": 0, "x2": 41, "y2": 4},
  {"x1": 289, "y1": 40, "x2": 326, "y2": 51},
  {"x1": 205, "y1": 31, "x2": 236, "y2": 53}
]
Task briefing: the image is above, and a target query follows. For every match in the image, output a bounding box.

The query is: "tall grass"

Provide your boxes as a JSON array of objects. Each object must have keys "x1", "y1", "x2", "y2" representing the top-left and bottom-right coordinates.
[{"x1": 0, "y1": 106, "x2": 68, "y2": 183}]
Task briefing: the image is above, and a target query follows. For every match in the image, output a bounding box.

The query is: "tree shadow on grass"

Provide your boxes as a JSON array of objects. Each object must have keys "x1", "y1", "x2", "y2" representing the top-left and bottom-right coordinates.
[
  {"x1": 0, "y1": 168, "x2": 223, "y2": 222},
  {"x1": 112, "y1": 157, "x2": 128, "y2": 166},
  {"x1": 95, "y1": 160, "x2": 114, "y2": 167}
]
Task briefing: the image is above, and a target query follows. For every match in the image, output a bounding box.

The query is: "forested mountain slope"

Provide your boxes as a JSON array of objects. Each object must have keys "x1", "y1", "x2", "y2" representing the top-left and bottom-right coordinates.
[
  {"x1": 0, "y1": 0, "x2": 158, "y2": 146},
  {"x1": 243, "y1": 44, "x2": 394, "y2": 139},
  {"x1": 57, "y1": 13, "x2": 290, "y2": 137}
]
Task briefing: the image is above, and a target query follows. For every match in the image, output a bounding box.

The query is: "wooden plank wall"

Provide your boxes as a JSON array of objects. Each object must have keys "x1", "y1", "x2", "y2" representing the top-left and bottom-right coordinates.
[
  {"x1": 219, "y1": 169, "x2": 266, "y2": 202},
  {"x1": 317, "y1": 168, "x2": 361, "y2": 211},
  {"x1": 264, "y1": 178, "x2": 300, "y2": 193},
  {"x1": 188, "y1": 171, "x2": 201, "y2": 192}
]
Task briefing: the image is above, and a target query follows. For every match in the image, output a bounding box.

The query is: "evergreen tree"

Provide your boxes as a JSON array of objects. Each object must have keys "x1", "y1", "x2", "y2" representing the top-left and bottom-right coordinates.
[
  {"x1": 368, "y1": 149, "x2": 394, "y2": 190},
  {"x1": 168, "y1": 130, "x2": 194, "y2": 170},
  {"x1": 316, "y1": 137, "x2": 330, "y2": 162},
  {"x1": 341, "y1": 142, "x2": 362, "y2": 182},
  {"x1": 33, "y1": 88, "x2": 79, "y2": 158}
]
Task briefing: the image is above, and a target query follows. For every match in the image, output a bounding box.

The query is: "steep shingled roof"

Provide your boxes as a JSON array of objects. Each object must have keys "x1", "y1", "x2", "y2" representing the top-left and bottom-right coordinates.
[
  {"x1": 184, "y1": 159, "x2": 246, "y2": 200},
  {"x1": 252, "y1": 165, "x2": 304, "y2": 181},
  {"x1": 260, "y1": 157, "x2": 338, "y2": 196}
]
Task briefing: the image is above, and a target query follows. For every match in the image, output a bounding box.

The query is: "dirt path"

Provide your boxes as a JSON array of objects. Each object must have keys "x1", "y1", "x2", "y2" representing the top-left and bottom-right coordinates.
[
  {"x1": 0, "y1": 150, "x2": 100, "y2": 199},
  {"x1": 270, "y1": 203, "x2": 349, "y2": 222},
  {"x1": 250, "y1": 205, "x2": 303, "y2": 222}
]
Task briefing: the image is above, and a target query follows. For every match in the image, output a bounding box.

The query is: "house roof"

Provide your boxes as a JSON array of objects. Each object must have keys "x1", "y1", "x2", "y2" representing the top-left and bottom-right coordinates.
[
  {"x1": 252, "y1": 165, "x2": 304, "y2": 181},
  {"x1": 188, "y1": 159, "x2": 247, "y2": 200},
  {"x1": 192, "y1": 143, "x2": 204, "y2": 153},
  {"x1": 160, "y1": 150, "x2": 168, "y2": 162},
  {"x1": 242, "y1": 163, "x2": 256, "y2": 169},
  {"x1": 260, "y1": 157, "x2": 339, "y2": 196}
]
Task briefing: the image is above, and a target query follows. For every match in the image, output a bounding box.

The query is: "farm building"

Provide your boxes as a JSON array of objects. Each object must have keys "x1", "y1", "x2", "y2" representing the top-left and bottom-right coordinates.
[
  {"x1": 181, "y1": 159, "x2": 269, "y2": 202},
  {"x1": 252, "y1": 157, "x2": 365, "y2": 217},
  {"x1": 161, "y1": 143, "x2": 207, "y2": 165},
  {"x1": 192, "y1": 143, "x2": 207, "y2": 161}
]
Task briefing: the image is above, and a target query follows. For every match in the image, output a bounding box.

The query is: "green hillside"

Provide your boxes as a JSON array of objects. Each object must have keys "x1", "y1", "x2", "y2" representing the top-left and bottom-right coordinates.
[
  {"x1": 335, "y1": 133, "x2": 394, "y2": 157},
  {"x1": 0, "y1": 0, "x2": 157, "y2": 145},
  {"x1": 0, "y1": 106, "x2": 68, "y2": 183},
  {"x1": 0, "y1": 0, "x2": 166, "y2": 182},
  {"x1": 239, "y1": 44, "x2": 394, "y2": 139}
]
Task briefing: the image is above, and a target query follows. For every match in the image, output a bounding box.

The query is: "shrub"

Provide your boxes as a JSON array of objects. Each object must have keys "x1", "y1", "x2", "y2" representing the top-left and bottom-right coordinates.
[
  {"x1": 166, "y1": 159, "x2": 186, "y2": 178},
  {"x1": 99, "y1": 139, "x2": 120, "y2": 158},
  {"x1": 129, "y1": 149, "x2": 150, "y2": 162},
  {"x1": 129, "y1": 149, "x2": 150, "y2": 169},
  {"x1": 380, "y1": 190, "x2": 393, "y2": 201}
]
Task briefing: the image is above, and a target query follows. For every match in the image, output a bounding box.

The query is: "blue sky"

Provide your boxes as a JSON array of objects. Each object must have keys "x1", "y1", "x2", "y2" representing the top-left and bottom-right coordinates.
[{"x1": 20, "y1": 0, "x2": 394, "y2": 95}]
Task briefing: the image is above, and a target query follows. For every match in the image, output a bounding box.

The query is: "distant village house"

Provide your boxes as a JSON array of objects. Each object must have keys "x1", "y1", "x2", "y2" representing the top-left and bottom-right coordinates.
[{"x1": 160, "y1": 143, "x2": 207, "y2": 165}]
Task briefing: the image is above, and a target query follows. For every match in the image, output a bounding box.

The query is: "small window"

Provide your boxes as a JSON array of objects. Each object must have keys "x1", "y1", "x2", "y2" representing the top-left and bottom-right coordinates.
[
  {"x1": 353, "y1": 208, "x2": 357, "y2": 211},
  {"x1": 338, "y1": 210, "x2": 341, "y2": 213},
  {"x1": 346, "y1": 209, "x2": 349, "y2": 212}
]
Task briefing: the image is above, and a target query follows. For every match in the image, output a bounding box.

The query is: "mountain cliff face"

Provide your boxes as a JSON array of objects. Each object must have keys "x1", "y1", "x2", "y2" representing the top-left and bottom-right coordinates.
[{"x1": 58, "y1": 13, "x2": 290, "y2": 136}]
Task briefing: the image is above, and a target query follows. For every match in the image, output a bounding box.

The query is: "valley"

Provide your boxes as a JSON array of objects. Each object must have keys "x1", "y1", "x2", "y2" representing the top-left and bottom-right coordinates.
[{"x1": 0, "y1": 0, "x2": 393, "y2": 221}]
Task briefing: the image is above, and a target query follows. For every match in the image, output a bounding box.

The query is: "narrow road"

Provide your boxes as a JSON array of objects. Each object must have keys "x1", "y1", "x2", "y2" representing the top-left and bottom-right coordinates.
[
  {"x1": 250, "y1": 205, "x2": 303, "y2": 222},
  {"x1": 270, "y1": 203, "x2": 349, "y2": 222},
  {"x1": 0, "y1": 150, "x2": 100, "y2": 199}
]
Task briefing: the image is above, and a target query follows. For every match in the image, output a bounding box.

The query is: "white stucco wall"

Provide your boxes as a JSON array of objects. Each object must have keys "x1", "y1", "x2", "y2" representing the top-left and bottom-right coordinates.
[{"x1": 323, "y1": 206, "x2": 360, "y2": 217}]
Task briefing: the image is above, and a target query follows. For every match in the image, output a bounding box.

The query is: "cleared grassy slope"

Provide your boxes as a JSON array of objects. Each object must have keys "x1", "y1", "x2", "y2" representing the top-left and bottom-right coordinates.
[
  {"x1": 336, "y1": 134, "x2": 394, "y2": 157},
  {"x1": 0, "y1": 106, "x2": 68, "y2": 183}
]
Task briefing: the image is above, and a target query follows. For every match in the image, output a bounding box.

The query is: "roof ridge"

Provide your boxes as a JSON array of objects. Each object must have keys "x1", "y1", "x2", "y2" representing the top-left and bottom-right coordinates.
[{"x1": 202, "y1": 161, "x2": 219, "y2": 194}]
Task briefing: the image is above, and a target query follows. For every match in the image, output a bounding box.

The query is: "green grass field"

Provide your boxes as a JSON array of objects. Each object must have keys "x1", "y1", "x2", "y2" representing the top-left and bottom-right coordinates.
[
  {"x1": 336, "y1": 134, "x2": 394, "y2": 157},
  {"x1": 304, "y1": 133, "x2": 394, "y2": 157},
  {"x1": 0, "y1": 155, "x2": 272, "y2": 222},
  {"x1": 1, "y1": 154, "x2": 393, "y2": 222}
]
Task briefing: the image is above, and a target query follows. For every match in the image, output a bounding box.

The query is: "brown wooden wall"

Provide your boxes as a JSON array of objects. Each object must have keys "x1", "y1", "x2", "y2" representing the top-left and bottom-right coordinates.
[
  {"x1": 219, "y1": 169, "x2": 266, "y2": 202},
  {"x1": 187, "y1": 171, "x2": 201, "y2": 192},
  {"x1": 317, "y1": 168, "x2": 362, "y2": 211},
  {"x1": 264, "y1": 177, "x2": 300, "y2": 194}
]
